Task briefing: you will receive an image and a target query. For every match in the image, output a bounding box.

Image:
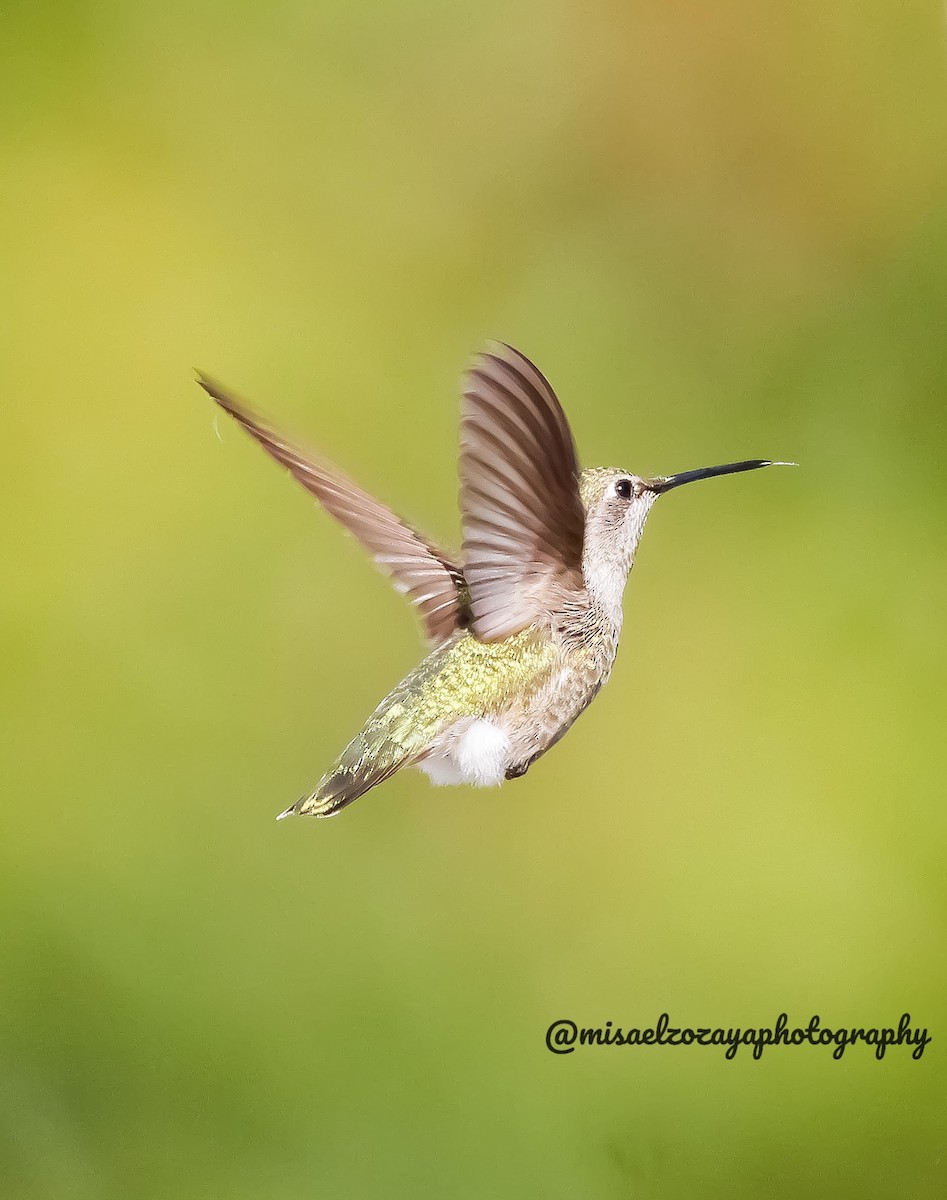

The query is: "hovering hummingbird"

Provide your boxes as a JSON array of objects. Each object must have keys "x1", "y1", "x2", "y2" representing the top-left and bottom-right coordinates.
[{"x1": 198, "y1": 344, "x2": 789, "y2": 819}]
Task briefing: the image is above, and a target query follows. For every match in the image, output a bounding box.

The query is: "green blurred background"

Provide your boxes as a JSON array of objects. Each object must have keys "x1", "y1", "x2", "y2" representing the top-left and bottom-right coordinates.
[{"x1": 2, "y1": 2, "x2": 945, "y2": 1196}]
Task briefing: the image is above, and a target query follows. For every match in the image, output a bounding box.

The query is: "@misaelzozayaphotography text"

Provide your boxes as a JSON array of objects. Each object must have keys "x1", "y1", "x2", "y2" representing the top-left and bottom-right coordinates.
[{"x1": 545, "y1": 1013, "x2": 930, "y2": 1061}]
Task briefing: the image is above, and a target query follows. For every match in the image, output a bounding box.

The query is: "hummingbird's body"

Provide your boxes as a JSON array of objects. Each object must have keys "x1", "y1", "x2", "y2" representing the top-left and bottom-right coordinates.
[
  {"x1": 198, "y1": 346, "x2": 787, "y2": 818},
  {"x1": 326, "y1": 599, "x2": 610, "y2": 799}
]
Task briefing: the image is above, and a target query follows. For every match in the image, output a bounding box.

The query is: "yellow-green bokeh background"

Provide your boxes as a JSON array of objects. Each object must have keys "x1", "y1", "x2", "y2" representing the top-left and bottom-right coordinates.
[{"x1": 3, "y1": 3, "x2": 946, "y2": 1196}]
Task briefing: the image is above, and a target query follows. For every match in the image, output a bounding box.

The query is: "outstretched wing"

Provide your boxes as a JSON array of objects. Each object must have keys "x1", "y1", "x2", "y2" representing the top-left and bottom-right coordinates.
[
  {"x1": 460, "y1": 345, "x2": 587, "y2": 642},
  {"x1": 197, "y1": 373, "x2": 468, "y2": 645}
]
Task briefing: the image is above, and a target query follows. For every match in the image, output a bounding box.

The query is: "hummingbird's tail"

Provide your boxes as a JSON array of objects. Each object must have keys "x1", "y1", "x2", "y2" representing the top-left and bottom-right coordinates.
[
  {"x1": 276, "y1": 741, "x2": 414, "y2": 820},
  {"x1": 277, "y1": 654, "x2": 444, "y2": 820},
  {"x1": 277, "y1": 768, "x2": 369, "y2": 820}
]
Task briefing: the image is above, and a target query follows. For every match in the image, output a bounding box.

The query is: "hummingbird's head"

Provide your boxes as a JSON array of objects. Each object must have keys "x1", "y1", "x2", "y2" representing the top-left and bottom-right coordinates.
[
  {"x1": 579, "y1": 469, "x2": 659, "y2": 609},
  {"x1": 579, "y1": 459, "x2": 790, "y2": 612}
]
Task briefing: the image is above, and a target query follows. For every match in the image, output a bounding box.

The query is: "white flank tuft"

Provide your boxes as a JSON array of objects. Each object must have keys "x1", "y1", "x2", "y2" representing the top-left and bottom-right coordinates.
[
  {"x1": 455, "y1": 719, "x2": 510, "y2": 787},
  {"x1": 419, "y1": 718, "x2": 512, "y2": 788}
]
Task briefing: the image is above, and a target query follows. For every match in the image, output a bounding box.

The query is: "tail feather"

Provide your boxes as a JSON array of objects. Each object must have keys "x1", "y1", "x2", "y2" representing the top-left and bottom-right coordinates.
[
  {"x1": 276, "y1": 755, "x2": 412, "y2": 821},
  {"x1": 276, "y1": 664, "x2": 442, "y2": 820}
]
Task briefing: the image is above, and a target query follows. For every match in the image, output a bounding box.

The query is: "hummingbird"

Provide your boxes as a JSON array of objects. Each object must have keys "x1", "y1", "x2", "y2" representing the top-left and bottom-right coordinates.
[{"x1": 198, "y1": 344, "x2": 789, "y2": 819}]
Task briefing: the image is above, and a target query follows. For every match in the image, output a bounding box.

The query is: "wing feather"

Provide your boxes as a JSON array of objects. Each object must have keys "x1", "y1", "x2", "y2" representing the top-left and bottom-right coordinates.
[
  {"x1": 197, "y1": 373, "x2": 467, "y2": 644},
  {"x1": 460, "y1": 345, "x2": 587, "y2": 642}
]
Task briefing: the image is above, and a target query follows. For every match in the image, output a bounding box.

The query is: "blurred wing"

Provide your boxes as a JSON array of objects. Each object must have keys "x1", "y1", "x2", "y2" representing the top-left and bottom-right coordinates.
[
  {"x1": 460, "y1": 344, "x2": 586, "y2": 642},
  {"x1": 197, "y1": 374, "x2": 467, "y2": 645}
]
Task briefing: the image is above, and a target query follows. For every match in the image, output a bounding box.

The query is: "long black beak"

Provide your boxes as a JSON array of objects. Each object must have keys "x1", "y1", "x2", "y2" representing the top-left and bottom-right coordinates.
[{"x1": 648, "y1": 459, "x2": 795, "y2": 494}]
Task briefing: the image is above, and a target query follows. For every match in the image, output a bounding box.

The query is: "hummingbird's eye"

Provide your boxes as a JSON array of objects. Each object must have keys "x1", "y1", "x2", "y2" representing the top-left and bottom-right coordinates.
[{"x1": 614, "y1": 478, "x2": 633, "y2": 501}]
